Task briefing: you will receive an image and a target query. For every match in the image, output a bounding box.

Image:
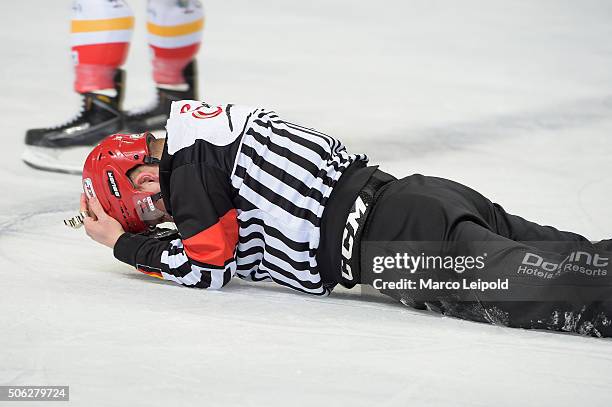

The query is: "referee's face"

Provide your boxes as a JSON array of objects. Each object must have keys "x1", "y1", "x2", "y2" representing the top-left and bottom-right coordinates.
[{"x1": 132, "y1": 166, "x2": 172, "y2": 223}]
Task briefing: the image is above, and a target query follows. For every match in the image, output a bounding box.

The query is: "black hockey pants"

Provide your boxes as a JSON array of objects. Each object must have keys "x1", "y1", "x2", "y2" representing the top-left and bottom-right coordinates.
[{"x1": 360, "y1": 173, "x2": 612, "y2": 338}]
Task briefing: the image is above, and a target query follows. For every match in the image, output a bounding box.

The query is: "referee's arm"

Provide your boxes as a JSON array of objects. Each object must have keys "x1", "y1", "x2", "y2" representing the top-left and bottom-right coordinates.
[{"x1": 114, "y1": 163, "x2": 239, "y2": 289}]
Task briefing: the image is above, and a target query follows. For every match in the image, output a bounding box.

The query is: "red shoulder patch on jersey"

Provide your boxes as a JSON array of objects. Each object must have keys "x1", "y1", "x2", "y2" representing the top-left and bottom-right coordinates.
[{"x1": 182, "y1": 209, "x2": 239, "y2": 267}]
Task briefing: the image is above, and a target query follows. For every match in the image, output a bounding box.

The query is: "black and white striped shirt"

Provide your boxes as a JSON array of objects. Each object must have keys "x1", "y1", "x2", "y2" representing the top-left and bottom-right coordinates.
[{"x1": 113, "y1": 100, "x2": 367, "y2": 295}]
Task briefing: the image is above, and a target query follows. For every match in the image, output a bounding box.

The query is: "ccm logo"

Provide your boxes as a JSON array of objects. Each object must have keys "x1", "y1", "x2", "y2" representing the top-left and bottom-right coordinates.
[
  {"x1": 341, "y1": 196, "x2": 367, "y2": 281},
  {"x1": 83, "y1": 178, "x2": 96, "y2": 199}
]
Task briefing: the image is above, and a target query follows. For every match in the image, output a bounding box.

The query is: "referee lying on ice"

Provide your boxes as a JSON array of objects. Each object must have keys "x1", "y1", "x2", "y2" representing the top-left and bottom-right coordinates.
[{"x1": 76, "y1": 100, "x2": 612, "y2": 338}]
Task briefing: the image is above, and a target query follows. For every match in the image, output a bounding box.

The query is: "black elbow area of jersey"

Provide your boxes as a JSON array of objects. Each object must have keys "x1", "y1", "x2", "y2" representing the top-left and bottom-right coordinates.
[
  {"x1": 142, "y1": 226, "x2": 180, "y2": 241},
  {"x1": 113, "y1": 232, "x2": 151, "y2": 266}
]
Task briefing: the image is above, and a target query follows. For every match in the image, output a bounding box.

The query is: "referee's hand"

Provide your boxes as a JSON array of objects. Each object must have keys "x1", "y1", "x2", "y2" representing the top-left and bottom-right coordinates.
[{"x1": 81, "y1": 193, "x2": 125, "y2": 249}]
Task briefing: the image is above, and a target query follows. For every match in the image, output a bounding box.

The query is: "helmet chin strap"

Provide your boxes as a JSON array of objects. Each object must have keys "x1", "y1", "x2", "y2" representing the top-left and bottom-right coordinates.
[
  {"x1": 143, "y1": 157, "x2": 163, "y2": 204},
  {"x1": 64, "y1": 212, "x2": 88, "y2": 229},
  {"x1": 144, "y1": 156, "x2": 160, "y2": 165}
]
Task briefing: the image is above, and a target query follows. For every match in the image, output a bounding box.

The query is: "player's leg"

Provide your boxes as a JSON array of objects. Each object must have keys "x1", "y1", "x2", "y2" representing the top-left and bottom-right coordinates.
[
  {"x1": 447, "y1": 219, "x2": 612, "y2": 337},
  {"x1": 362, "y1": 174, "x2": 612, "y2": 337},
  {"x1": 23, "y1": 0, "x2": 134, "y2": 174},
  {"x1": 457, "y1": 180, "x2": 595, "y2": 243},
  {"x1": 427, "y1": 175, "x2": 612, "y2": 253},
  {"x1": 124, "y1": 0, "x2": 204, "y2": 133},
  {"x1": 71, "y1": 0, "x2": 133, "y2": 94}
]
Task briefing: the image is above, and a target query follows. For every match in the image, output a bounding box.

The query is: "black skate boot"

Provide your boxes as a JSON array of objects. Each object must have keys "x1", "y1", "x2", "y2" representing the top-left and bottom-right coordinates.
[
  {"x1": 22, "y1": 70, "x2": 126, "y2": 174},
  {"x1": 124, "y1": 60, "x2": 198, "y2": 133}
]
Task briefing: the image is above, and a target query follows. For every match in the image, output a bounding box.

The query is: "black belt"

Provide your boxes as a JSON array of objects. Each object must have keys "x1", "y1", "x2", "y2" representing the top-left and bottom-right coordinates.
[{"x1": 339, "y1": 170, "x2": 392, "y2": 287}]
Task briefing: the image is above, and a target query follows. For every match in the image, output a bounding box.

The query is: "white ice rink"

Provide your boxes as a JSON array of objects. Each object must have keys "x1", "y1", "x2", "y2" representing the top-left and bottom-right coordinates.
[{"x1": 2, "y1": 0, "x2": 612, "y2": 406}]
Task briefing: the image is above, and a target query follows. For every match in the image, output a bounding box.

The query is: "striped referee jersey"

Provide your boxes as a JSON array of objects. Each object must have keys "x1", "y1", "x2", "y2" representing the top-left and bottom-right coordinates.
[{"x1": 113, "y1": 100, "x2": 367, "y2": 295}]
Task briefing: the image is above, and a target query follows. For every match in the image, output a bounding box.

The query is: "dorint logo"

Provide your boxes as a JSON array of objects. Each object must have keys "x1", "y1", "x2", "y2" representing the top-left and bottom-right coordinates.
[{"x1": 106, "y1": 171, "x2": 121, "y2": 198}]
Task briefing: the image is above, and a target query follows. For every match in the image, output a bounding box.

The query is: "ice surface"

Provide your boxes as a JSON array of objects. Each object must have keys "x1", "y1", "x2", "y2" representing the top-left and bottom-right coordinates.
[{"x1": 1, "y1": 1, "x2": 612, "y2": 406}]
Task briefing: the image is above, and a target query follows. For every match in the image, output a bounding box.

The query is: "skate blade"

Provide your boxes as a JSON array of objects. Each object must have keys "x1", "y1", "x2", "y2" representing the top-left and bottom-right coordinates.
[{"x1": 22, "y1": 145, "x2": 91, "y2": 175}]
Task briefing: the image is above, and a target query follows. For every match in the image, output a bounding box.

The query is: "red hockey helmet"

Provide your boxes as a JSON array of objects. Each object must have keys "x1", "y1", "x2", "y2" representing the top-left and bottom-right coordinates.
[{"x1": 82, "y1": 132, "x2": 164, "y2": 233}]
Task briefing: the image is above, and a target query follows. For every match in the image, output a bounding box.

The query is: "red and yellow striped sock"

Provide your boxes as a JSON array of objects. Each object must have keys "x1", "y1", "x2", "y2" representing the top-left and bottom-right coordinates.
[
  {"x1": 71, "y1": 0, "x2": 134, "y2": 93},
  {"x1": 147, "y1": 0, "x2": 204, "y2": 86}
]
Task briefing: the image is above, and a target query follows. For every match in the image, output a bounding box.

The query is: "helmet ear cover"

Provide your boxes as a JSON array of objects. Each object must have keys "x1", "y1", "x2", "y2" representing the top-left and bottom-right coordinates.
[{"x1": 82, "y1": 132, "x2": 163, "y2": 233}]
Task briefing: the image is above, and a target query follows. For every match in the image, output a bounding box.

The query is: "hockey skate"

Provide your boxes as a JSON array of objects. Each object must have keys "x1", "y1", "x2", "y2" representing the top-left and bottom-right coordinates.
[
  {"x1": 22, "y1": 70, "x2": 126, "y2": 175},
  {"x1": 124, "y1": 60, "x2": 198, "y2": 134}
]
